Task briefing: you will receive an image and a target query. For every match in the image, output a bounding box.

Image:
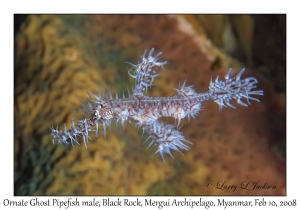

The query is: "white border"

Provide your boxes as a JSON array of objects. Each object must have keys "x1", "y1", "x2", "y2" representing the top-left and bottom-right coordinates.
[{"x1": 1, "y1": 1, "x2": 297, "y2": 209}]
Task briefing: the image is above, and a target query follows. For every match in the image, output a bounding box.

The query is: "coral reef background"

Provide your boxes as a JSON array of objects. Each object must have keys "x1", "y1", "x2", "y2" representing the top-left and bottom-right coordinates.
[{"x1": 14, "y1": 14, "x2": 286, "y2": 195}]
